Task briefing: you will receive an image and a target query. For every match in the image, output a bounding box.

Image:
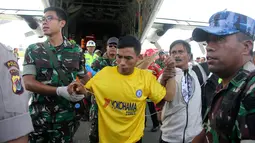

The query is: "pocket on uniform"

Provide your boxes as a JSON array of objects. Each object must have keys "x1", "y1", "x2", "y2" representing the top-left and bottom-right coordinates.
[
  {"x1": 61, "y1": 52, "x2": 80, "y2": 71},
  {"x1": 34, "y1": 58, "x2": 52, "y2": 69}
]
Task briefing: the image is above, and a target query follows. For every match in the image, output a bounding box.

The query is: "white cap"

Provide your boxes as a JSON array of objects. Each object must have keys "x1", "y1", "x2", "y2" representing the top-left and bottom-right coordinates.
[{"x1": 86, "y1": 40, "x2": 96, "y2": 47}]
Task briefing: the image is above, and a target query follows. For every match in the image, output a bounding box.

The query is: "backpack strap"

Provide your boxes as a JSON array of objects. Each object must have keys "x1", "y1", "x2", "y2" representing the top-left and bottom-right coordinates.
[
  {"x1": 192, "y1": 63, "x2": 208, "y2": 86},
  {"x1": 39, "y1": 42, "x2": 70, "y2": 85},
  {"x1": 197, "y1": 64, "x2": 208, "y2": 85}
]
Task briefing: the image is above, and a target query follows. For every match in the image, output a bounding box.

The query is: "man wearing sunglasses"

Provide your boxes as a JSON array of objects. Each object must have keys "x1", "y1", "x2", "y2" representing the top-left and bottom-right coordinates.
[
  {"x1": 22, "y1": 7, "x2": 89, "y2": 143},
  {"x1": 89, "y1": 37, "x2": 118, "y2": 143},
  {"x1": 192, "y1": 11, "x2": 255, "y2": 143}
]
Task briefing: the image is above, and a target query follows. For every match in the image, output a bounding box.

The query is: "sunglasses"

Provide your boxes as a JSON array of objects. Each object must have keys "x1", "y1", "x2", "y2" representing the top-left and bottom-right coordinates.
[{"x1": 108, "y1": 44, "x2": 117, "y2": 48}]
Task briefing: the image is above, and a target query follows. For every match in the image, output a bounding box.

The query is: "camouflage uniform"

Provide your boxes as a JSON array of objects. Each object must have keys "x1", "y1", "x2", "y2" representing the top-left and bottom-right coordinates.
[
  {"x1": 89, "y1": 53, "x2": 116, "y2": 143},
  {"x1": 23, "y1": 38, "x2": 86, "y2": 143},
  {"x1": 191, "y1": 10, "x2": 255, "y2": 143},
  {"x1": 155, "y1": 59, "x2": 165, "y2": 69},
  {"x1": 202, "y1": 62, "x2": 255, "y2": 142}
]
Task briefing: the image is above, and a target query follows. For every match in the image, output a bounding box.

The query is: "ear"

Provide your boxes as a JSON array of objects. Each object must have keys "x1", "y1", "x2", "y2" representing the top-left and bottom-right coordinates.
[
  {"x1": 59, "y1": 20, "x2": 66, "y2": 28},
  {"x1": 138, "y1": 54, "x2": 143, "y2": 60},
  {"x1": 242, "y1": 40, "x2": 253, "y2": 55},
  {"x1": 188, "y1": 54, "x2": 192, "y2": 62}
]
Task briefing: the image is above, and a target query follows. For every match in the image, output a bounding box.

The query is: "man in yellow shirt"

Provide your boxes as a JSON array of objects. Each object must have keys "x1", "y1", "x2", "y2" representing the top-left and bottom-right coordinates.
[{"x1": 69, "y1": 36, "x2": 176, "y2": 143}]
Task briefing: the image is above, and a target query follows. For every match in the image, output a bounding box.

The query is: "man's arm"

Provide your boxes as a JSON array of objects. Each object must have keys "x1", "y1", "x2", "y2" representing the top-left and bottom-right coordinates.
[
  {"x1": 77, "y1": 45, "x2": 90, "y2": 85},
  {"x1": 7, "y1": 135, "x2": 28, "y2": 143},
  {"x1": 23, "y1": 75, "x2": 57, "y2": 95},
  {"x1": 22, "y1": 44, "x2": 58, "y2": 95},
  {"x1": 163, "y1": 77, "x2": 176, "y2": 101},
  {"x1": 192, "y1": 130, "x2": 206, "y2": 143},
  {"x1": 239, "y1": 78, "x2": 255, "y2": 142}
]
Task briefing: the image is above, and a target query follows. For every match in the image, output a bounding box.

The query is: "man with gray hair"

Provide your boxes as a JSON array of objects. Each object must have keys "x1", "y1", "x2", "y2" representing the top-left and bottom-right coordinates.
[
  {"x1": 192, "y1": 11, "x2": 255, "y2": 143},
  {"x1": 0, "y1": 42, "x2": 34, "y2": 143},
  {"x1": 160, "y1": 40, "x2": 202, "y2": 143}
]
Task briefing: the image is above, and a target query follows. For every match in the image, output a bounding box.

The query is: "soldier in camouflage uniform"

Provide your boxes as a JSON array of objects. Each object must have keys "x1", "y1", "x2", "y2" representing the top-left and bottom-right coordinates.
[
  {"x1": 192, "y1": 11, "x2": 255, "y2": 143},
  {"x1": 22, "y1": 7, "x2": 89, "y2": 143},
  {"x1": 89, "y1": 37, "x2": 118, "y2": 143},
  {"x1": 155, "y1": 51, "x2": 165, "y2": 69}
]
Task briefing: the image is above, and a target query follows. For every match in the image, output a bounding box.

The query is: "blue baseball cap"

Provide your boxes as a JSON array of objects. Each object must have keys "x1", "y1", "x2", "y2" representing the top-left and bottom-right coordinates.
[{"x1": 192, "y1": 11, "x2": 255, "y2": 42}]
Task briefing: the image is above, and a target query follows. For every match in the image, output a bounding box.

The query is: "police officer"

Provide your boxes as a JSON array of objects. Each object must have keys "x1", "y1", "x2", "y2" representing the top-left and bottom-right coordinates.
[
  {"x1": 22, "y1": 7, "x2": 89, "y2": 142},
  {"x1": 192, "y1": 11, "x2": 255, "y2": 143},
  {"x1": 85, "y1": 40, "x2": 98, "y2": 66},
  {"x1": 0, "y1": 42, "x2": 34, "y2": 143}
]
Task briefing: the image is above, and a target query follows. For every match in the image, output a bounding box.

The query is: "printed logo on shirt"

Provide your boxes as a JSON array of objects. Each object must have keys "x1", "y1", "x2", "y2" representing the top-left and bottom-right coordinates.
[
  {"x1": 103, "y1": 98, "x2": 137, "y2": 115},
  {"x1": 136, "y1": 89, "x2": 142, "y2": 98},
  {"x1": 5, "y1": 60, "x2": 19, "y2": 69},
  {"x1": 103, "y1": 98, "x2": 111, "y2": 108},
  {"x1": 10, "y1": 69, "x2": 24, "y2": 95}
]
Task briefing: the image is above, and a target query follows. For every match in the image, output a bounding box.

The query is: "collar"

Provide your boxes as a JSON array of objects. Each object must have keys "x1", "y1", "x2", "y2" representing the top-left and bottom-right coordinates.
[
  {"x1": 221, "y1": 62, "x2": 254, "y2": 89},
  {"x1": 46, "y1": 36, "x2": 73, "y2": 48},
  {"x1": 102, "y1": 52, "x2": 115, "y2": 60}
]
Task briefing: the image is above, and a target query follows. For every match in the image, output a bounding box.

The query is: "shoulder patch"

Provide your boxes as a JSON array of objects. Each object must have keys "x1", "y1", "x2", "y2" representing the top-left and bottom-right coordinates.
[
  {"x1": 5, "y1": 60, "x2": 19, "y2": 69},
  {"x1": 10, "y1": 69, "x2": 24, "y2": 95}
]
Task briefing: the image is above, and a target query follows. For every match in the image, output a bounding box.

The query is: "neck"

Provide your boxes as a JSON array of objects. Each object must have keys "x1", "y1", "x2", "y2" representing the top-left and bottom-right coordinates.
[
  {"x1": 221, "y1": 60, "x2": 249, "y2": 88},
  {"x1": 179, "y1": 64, "x2": 189, "y2": 71},
  {"x1": 222, "y1": 76, "x2": 234, "y2": 88},
  {"x1": 107, "y1": 53, "x2": 115, "y2": 59},
  {"x1": 88, "y1": 52, "x2": 93, "y2": 55},
  {"x1": 49, "y1": 33, "x2": 63, "y2": 47}
]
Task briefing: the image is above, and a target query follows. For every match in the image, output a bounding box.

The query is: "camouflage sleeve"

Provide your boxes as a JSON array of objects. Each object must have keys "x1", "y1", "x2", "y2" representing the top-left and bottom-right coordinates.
[
  {"x1": 22, "y1": 44, "x2": 37, "y2": 76},
  {"x1": 77, "y1": 45, "x2": 87, "y2": 78},
  {"x1": 239, "y1": 77, "x2": 255, "y2": 139},
  {"x1": 91, "y1": 59, "x2": 101, "y2": 72}
]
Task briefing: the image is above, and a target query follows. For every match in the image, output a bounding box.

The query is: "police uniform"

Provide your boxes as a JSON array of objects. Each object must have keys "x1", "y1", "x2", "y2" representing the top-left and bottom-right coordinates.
[
  {"x1": 23, "y1": 37, "x2": 87, "y2": 142},
  {"x1": 84, "y1": 52, "x2": 98, "y2": 66},
  {"x1": 0, "y1": 42, "x2": 34, "y2": 142}
]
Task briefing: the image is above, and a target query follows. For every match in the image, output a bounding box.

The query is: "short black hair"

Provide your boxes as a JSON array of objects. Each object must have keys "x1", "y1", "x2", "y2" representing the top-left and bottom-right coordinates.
[
  {"x1": 44, "y1": 7, "x2": 67, "y2": 22},
  {"x1": 118, "y1": 35, "x2": 141, "y2": 55},
  {"x1": 170, "y1": 40, "x2": 191, "y2": 54},
  {"x1": 236, "y1": 32, "x2": 254, "y2": 56}
]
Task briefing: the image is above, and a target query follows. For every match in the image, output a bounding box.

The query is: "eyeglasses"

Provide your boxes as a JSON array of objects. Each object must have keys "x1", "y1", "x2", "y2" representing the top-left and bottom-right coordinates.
[{"x1": 41, "y1": 15, "x2": 60, "y2": 22}]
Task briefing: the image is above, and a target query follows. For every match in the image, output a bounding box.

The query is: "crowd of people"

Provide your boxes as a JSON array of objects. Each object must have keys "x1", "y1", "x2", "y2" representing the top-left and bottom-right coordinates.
[{"x1": 1, "y1": 6, "x2": 255, "y2": 143}]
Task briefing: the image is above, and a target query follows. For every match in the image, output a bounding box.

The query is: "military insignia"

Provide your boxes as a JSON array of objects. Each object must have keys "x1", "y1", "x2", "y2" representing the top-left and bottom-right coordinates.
[
  {"x1": 9, "y1": 69, "x2": 24, "y2": 95},
  {"x1": 136, "y1": 89, "x2": 142, "y2": 98},
  {"x1": 5, "y1": 60, "x2": 19, "y2": 69}
]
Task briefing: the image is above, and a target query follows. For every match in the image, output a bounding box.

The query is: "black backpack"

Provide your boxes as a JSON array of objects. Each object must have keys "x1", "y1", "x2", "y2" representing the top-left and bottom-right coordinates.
[{"x1": 192, "y1": 62, "x2": 219, "y2": 119}]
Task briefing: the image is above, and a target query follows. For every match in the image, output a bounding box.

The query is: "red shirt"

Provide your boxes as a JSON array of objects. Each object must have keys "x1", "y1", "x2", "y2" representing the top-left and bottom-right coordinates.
[{"x1": 148, "y1": 62, "x2": 163, "y2": 79}]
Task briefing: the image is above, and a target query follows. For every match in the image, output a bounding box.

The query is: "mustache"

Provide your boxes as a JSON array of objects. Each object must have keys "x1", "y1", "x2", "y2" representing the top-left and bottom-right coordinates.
[{"x1": 175, "y1": 58, "x2": 182, "y2": 62}]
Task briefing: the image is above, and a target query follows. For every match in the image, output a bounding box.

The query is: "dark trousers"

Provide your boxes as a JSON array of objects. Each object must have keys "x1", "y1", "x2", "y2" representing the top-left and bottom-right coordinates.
[{"x1": 147, "y1": 102, "x2": 159, "y2": 127}]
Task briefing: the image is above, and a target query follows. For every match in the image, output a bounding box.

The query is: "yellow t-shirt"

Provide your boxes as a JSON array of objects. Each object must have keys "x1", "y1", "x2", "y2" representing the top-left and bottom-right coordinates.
[{"x1": 85, "y1": 66, "x2": 166, "y2": 143}]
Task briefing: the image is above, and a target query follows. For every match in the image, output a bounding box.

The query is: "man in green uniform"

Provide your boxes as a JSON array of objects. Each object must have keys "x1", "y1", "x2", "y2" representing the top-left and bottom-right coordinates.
[
  {"x1": 155, "y1": 51, "x2": 165, "y2": 69},
  {"x1": 89, "y1": 37, "x2": 118, "y2": 143},
  {"x1": 22, "y1": 7, "x2": 89, "y2": 143},
  {"x1": 192, "y1": 10, "x2": 255, "y2": 143}
]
